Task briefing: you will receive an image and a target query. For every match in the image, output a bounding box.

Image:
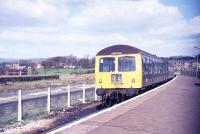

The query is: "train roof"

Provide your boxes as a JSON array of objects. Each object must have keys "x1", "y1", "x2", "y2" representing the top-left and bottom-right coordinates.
[{"x1": 96, "y1": 44, "x2": 159, "y2": 58}]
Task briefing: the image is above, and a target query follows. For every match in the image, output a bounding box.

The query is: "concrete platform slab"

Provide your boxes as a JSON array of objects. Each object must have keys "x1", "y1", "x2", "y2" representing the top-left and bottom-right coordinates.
[{"x1": 51, "y1": 76, "x2": 200, "y2": 134}]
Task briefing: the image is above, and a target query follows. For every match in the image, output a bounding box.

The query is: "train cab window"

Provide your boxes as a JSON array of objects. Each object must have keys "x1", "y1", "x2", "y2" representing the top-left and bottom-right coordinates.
[
  {"x1": 99, "y1": 57, "x2": 115, "y2": 72},
  {"x1": 118, "y1": 56, "x2": 135, "y2": 72}
]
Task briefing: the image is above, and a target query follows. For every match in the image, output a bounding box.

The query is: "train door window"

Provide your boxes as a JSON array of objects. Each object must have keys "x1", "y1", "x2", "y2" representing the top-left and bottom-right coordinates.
[
  {"x1": 118, "y1": 56, "x2": 136, "y2": 72},
  {"x1": 151, "y1": 59, "x2": 154, "y2": 74},
  {"x1": 152, "y1": 60, "x2": 155, "y2": 74},
  {"x1": 154, "y1": 60, "x2": 157, "y2": 74},
  {"x1": 142, "y1": 57, "x2": 146, "y2": 74},
  {"x1": 159, "y1": 61, "x2": 161, "y2": 73},
  {"x1": 160, "y1": 62, "x2": 163, "y2": 74},
  {"x1": 155, "y1": 60, "x2": 159, "y2": 74},
  {"x1": 145, "y1": 58, "x2": 149, "y2": 74},
  {"x1": 154, "y1": 60, "x2": 156, "y2": 74},
  {"x1": 146, "y1": 58, "x2": 148, "y2": 64},
  {"x1": 142, "y1": 56, "x2": 147, "y2": 74},
  {"x1": 145, "y1": 57, "x2": 148, "y2": 73},
  {"x1": 149, "y1": 59, "x2": 152, "y2": 74},
  {"x1": 155, "y1": 61, "x2": 157, "y2": 74},
  {"x1": 99, "y1": 57, "x2": 115, "y2": 72}
]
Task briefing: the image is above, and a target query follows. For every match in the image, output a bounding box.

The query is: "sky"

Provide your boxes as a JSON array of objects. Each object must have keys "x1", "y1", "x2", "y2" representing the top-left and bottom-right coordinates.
[{"x1": 0, "y1": 0, "x2": 200, "y2": 59}]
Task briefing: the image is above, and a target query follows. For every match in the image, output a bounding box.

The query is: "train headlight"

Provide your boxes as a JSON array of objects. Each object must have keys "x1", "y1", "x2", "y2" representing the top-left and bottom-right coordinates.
[
  {"x1": 131, "y1": 78, "x2": 135, "y2": 83},
  {"x1": 99, "y1": 79, "x2": 103, "y2": 83}
]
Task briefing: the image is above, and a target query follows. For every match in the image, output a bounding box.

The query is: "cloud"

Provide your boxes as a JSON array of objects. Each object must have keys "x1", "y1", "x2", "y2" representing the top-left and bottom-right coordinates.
[
  {"x1": 148, "y1": 15, "x2": 200, "y2": 40},
  {"x1": 0, "y1": 0, "x2": 199, "y2": 58},
  {"x1": 0, "y1": 0, "x2": 69, "y2": 26},
  {"x1": 68, "y1": 0, "x2": 184, "y2": 33},
  {"x1": 67, "y1": 0, "x2": 200, "y2": 41}
]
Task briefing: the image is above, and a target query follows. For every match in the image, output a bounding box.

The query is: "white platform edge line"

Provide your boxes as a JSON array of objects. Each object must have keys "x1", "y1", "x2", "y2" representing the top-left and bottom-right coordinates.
[{"x1": 48, "y1": 76, "x2": 177, "y2": 134}]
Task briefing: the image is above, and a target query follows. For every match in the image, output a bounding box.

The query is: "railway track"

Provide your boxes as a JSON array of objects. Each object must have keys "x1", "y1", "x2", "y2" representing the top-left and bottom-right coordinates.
[{"x1": 44, "y1": 101, "x2": 126, "y2": 134}]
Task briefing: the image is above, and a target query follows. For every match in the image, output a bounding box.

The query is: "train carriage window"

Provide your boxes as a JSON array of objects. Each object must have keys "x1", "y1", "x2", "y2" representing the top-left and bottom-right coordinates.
[
  {"x1": 99, "y1": 57, "x2": 115, "y2": 72},
  {"x1": 118, "y1": 56, "x2": 136, "y2": 72}
]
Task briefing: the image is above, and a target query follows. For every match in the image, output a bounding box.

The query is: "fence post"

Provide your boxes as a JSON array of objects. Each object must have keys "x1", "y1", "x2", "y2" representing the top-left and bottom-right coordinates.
[
  {"x1": 47, "y1": 87, "x2": 51, "y2": 113},
  {"x1": 67, "y1": 85, "x2": 70, "y2": 107},
  {"x1": 95, "y1": 87, "x2": 97, "y2": 101},
  {"x1": 18, "y1": 90, "x2": 22, "y2": 122},
  {"x1": 82, "y1": 84, "x2": 86, "y2": 103}
]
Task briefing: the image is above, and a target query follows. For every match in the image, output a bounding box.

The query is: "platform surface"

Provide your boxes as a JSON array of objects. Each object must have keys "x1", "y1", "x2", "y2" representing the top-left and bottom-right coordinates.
[{"x1": 55, "y1": 76, "x2": 200, "y2": 134}]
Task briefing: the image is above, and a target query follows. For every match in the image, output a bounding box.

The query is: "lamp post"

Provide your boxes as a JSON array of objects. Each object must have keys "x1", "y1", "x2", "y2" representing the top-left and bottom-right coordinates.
[{"x1": 194, "y1": 46, "x2": 200, "y2": 79}]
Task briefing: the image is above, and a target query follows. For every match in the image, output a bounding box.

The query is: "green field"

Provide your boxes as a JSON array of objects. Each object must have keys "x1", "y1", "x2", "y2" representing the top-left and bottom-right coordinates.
[{"x1": 36, "y1": 68, "x2": 94, "y2": 75}]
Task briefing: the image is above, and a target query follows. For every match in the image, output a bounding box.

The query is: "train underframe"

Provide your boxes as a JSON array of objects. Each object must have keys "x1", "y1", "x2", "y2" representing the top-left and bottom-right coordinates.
[{"x1": 96, "y1": 88, "x2": 140, "y2": 107}]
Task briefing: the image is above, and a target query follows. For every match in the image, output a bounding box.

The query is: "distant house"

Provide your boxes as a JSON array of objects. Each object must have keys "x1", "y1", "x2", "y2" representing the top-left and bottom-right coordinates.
[
  {"x1": 64, "y1": 65, "x2": 76, "y2": 69},
  {"x1": 12, "y1": 64, "x2": 20, "y2": 69},
  {"x1": 63, "y1": 65, "x2": 68, "y2": 68},
  {"x1": 36, "y1": 63, "x2": 43, "y2": 69},
  {"x1": 5, "y1": 63, "x2": 12, "y2": 68},
  {"x1": 12, "y1": 63, "x2": 27, "y2": 70}
]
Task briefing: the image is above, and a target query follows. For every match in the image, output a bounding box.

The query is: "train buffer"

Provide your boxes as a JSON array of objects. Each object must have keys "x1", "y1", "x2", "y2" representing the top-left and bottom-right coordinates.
[{"x1": 50, "y1": 75, "x2": 200, "y2": 134}]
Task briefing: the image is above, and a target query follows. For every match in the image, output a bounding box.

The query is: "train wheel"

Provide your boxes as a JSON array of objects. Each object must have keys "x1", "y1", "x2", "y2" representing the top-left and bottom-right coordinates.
[
  {"x1": 110, "y1": 92, "x2": 116, "y2": 105},
  {"x1": 114, "y1": 92, "x2": 120, "y2": 104},
  {"x1": 118, "y1": 93, "x2": 122, "y2": 102},
  {"x1": 105, "y1": 96, "x2": 112, "y2": 107},
  {"x1": 101, "y1": 95, "x2": 104, "y2": 103},
  {"x1": 115, "y1": 94, "x2": 119, "y2": 104},
  {"x1": 123, "y1": 94, "x2": 128, "y2": 101}
]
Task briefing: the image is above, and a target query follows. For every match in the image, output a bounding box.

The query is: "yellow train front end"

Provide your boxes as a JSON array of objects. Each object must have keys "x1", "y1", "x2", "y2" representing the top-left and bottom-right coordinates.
[
  {"x1": 95, "y1": 53, "x2": 143, "y2": 97},
  {"x1": 95, "y1": 44, "x2": 174, "y2": 106}
]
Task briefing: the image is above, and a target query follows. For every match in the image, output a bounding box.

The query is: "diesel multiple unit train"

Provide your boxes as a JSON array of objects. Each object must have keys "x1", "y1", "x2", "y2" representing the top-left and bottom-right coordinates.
[{"x1": 95, "y1": 45, "x2": 174, "y2": 106}]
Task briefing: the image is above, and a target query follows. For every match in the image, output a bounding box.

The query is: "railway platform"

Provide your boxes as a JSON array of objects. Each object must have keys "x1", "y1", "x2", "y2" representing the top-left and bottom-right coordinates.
[{"x1": 51, "y1": 75, "x2": 200, "y2": 134}]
